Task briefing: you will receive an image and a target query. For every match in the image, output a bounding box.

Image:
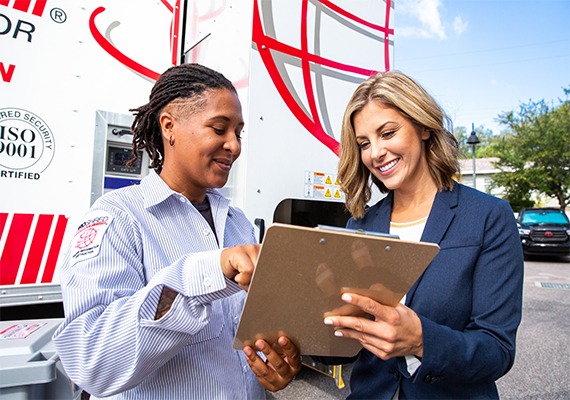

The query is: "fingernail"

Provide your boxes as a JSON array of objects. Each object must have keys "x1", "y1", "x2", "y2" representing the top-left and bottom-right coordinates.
[
  {"x1": 256, "y1": 340, "x2": 266, "y2": 350},
  {"x1": 341, "y1": 293, "x2": 352, "y2": 302},
  {"x1": 324, "y1": 318, "x2": 334, "y2": 325},
  {"x1": 279, "y1": 336, "x2": 288, "y2": 346},
  {"x1": 243, "y1": 347, "x2": 252, "y2": 356},
  {"x1": 334, "y1": 330, "x2": 343, "y2": 337}
]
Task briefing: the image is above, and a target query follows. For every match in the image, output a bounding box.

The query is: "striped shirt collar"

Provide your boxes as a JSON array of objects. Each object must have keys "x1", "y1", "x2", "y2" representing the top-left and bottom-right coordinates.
[{"x1": 141, "y1": 169, "x2": 225, "y2": 209}]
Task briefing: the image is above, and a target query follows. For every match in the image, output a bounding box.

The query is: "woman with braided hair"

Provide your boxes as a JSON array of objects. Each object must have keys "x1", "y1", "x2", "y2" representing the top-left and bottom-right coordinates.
[{"x1": 54, "y1": 63, "x2": 300, "y2": 399}]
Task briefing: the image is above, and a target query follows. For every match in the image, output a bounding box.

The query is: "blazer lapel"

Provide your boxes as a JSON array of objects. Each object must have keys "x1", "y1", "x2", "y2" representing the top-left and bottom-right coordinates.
[
  {"x1": 406, "y1": 185, "x2": 459, "y2": 304},
  {"x1": 421, "y1": 187, "x2": 458, "y2": 244},
  {"x1": 373, "y1": 191, "x2": 393, "y2": 234}
]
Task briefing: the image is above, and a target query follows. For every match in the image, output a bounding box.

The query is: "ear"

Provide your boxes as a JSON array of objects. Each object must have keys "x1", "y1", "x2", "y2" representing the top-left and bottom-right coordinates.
[
  {"x1": 421, "y1": 127, "x2": 431, "y2": 141},
  {"x1": 159, "y1": 111, "x2": 175, "y2": 142}
]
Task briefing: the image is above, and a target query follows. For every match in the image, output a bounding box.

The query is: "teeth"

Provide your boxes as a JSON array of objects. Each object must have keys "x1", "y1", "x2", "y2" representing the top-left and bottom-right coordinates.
[{"x1": 379, "y1": 159, "x2": 397, "y2": 172}]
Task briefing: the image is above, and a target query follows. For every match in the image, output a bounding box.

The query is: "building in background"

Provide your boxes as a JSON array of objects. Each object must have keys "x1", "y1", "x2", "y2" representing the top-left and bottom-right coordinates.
[
  {"x1": 459, "y1": 158, "x2": 563, "y2": 210},
  {"x1": 459, "y1": 158, "x2": 501, "y2": 196}
]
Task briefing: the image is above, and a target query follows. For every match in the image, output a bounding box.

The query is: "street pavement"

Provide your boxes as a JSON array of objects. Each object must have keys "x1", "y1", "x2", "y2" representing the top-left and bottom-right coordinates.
[
  {"x1": 268, "y1": 255, "x2": 570, "y2": 399},
  {"x1": 496, "y1": 255, "x2": 570, "y2": 400}
]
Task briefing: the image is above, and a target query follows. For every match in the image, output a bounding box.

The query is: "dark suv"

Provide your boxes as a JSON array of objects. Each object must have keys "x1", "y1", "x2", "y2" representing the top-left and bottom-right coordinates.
[{"x1": 517, "y1": 208, "x2": 570, "y2": 258}]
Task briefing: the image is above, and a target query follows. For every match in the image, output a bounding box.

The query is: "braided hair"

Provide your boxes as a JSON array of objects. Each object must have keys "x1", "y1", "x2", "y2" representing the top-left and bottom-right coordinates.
[{"x1": 128, "y1": 63, "x2": 237, "y2": 173}]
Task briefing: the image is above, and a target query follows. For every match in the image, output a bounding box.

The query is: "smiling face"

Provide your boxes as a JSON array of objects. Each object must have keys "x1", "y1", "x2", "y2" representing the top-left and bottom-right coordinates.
[
  {"x1": 353, "y1": 101, "x2": 433, "y2": 194},
  {"x1": 159, "y1": 88, "x2": 244, "y2": 202}
]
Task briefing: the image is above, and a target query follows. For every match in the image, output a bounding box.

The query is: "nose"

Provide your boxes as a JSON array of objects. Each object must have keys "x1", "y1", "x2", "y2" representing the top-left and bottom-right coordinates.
[
  {"x1": 369, "y1": 137, "x2": 385, "y2": 161},
  {"x1": 224, "y1": 133, "x2": 241, "y2": 156}
]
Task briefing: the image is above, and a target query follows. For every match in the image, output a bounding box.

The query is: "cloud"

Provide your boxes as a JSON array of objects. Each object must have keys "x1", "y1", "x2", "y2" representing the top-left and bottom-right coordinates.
[
  {"x1": 398, "y1": 0, "x2": 447, "y2": 39},
  {"x1": 453, "y1": 15, "x2": 468, "y2": 35}
]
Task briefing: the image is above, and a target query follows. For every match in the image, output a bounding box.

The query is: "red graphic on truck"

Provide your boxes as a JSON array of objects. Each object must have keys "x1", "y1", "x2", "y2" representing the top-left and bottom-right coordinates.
[
  {"x1": 0, "y1": 213, "x2": 68, "y2": 285},
  {"x1": 88, "y1": 0, "x2": 183, "y2": 81},
  {"x1": 0, "y1": 0, "x2": 47, "y2": 16},
  {"x1": 252, "y1": 0, "x2": 393, "y2": 155}
]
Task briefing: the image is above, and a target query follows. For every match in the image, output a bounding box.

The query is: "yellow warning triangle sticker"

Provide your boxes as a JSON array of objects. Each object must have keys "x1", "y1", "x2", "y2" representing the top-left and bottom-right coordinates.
[
  {"x1": 334, "y1": 189, "x2": 341, "y2": 198},
  {"x1": 325, "y1": 188, "x2": 332, "y2": 198},
  {"x1": 325, "y1": 175, "x2": 332, "y2": 185}
]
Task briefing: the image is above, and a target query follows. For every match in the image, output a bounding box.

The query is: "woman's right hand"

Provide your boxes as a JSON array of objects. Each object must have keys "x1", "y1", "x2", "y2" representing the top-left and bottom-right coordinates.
[
  {"x1": 220, "y1": 244, "x2": 261, "y2": 291},
  {"x1": 323, "y1": 292, "x2": 424, "y2": 360}
]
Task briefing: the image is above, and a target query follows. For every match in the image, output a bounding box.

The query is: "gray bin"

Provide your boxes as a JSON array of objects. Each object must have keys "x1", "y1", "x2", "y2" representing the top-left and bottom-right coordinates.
[{"x1": 0, "y1": 319, "x2": 78, "y2": 399}]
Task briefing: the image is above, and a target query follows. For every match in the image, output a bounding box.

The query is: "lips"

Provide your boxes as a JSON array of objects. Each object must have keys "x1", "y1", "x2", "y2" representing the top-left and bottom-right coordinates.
[
  {"x1": 214, "y1": 158, "x2": 233, "y2": 172},
  {"x1": 378, "y1": 158, "x2": 399, "y2": 173}
]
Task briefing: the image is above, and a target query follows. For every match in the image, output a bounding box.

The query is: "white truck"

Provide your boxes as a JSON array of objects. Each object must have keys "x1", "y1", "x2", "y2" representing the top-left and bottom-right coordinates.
[{"x1": 1, "y1": 0, "x2": 392, "y2": 395}]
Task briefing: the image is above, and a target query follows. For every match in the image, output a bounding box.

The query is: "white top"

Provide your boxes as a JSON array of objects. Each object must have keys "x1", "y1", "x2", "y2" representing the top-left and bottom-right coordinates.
[
  {"x1": 53, "y1": 170, "x2": 265, "y2": 400},
  {"x1": 390, "y1": 216, "x2": 428, "y2": 242},
  {"x1": 390, "y1": 216, "x2": 428, "y2": 379}
]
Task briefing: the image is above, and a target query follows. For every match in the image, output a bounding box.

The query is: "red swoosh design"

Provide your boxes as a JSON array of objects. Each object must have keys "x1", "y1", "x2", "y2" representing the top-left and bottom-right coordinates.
[
  {"x1": 89, "y1": 6, "x2": 161, "y2": 80},
  {"x1": 252, "y1": 0, "x2": 392, "y2": 155},
  {"x1": 170, "y1": 0, "x2": 181, "y2": 66},
  {"x1": 253, "y1": 1, "x2": 339, "y2": 155},
  {"x1": 89, "y1": 3, "x2": 184, "y2": 81}
]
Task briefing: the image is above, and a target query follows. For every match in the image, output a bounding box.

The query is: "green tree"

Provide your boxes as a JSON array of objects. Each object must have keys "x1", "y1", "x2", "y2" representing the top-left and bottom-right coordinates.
[
  {"x1": 476, "y1": 133, "x2": 502, "y2": 158},
  {"x1": 454, "y1": 125, "x2": 498, "y2": 159},
  {"x1": 489, "y1": 88, "x2": 570, "y2": 210}
]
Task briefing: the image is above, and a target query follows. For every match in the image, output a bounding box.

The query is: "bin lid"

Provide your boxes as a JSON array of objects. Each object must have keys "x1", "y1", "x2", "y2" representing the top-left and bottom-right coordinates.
[
  {"x1": 0, "y1": 318, "x2": 63, "y2": 388},
  {"x1": 0, "y1": 319, "x2": 62, "y2": 355}
]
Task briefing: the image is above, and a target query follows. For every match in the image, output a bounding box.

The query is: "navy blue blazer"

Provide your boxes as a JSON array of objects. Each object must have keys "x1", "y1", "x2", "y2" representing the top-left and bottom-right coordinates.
[{"x1": 342, "y1": 183, "x2": 524, "y2": 399}]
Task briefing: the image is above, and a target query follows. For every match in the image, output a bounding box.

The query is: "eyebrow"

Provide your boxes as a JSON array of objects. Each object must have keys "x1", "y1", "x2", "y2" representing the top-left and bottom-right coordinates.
[
  {"x1": 207, "y1": 115, "x2": 230, "y2": 123},
  {"x1": 207, "y1": 115, "x2": 244, "y2": 125},
  {"x1": 355, "y1": 121, "x2": 394, "y2": 139}
]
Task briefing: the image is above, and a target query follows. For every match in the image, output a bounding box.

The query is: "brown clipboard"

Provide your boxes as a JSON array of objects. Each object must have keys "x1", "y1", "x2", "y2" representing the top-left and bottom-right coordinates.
[{"x1": 233, "y1": 223, "x2": 440, "y2": 357}]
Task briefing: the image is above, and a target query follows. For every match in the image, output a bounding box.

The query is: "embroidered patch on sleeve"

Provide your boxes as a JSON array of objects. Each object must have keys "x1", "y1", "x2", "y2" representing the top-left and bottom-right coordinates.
[{"x1": 70, "y1": 210, "x2": 114, "y2": 264}]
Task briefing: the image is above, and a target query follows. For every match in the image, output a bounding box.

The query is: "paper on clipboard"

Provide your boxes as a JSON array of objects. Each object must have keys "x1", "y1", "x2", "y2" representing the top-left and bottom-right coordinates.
[{"x1": 233, "y1": 223, "x2": 439, "y2": 357}]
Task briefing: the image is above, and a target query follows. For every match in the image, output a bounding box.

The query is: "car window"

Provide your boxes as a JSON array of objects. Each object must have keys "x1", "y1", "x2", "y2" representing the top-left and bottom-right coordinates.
[{"x1": 521, "y1": 210, "x2": 570, "y2": 225}]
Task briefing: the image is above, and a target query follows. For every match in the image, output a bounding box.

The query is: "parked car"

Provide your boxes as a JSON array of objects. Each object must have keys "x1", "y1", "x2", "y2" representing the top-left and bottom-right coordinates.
[{"x1": 517, "y1": 208, "x2": 570, "y2": 258}]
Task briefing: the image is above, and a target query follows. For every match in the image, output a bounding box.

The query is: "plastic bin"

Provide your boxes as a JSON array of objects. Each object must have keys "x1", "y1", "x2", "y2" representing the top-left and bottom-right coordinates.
[{"x1": 0, "y1": 318, "x2": 78, "y2": 399}]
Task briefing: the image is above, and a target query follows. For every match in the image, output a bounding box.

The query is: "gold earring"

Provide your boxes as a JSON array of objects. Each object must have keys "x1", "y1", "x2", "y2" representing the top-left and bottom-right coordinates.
[{"x1": 169, "y1": 135, "x2": 174, "y2": 146}]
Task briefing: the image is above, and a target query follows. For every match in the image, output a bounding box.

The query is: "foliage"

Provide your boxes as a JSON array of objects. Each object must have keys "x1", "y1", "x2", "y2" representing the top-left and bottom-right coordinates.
[
  {"x1": 488, "y1": 87, "x2": 570, "y2": 210},
  {"x1": 453, "y1": 125, "x2": 499, "y2": 159}
]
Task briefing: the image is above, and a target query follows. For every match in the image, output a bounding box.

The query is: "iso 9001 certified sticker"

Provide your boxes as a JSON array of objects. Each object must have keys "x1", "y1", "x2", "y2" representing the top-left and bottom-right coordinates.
[{"x1": 0, "y1": 107, "x2": 55, "y2": 175}]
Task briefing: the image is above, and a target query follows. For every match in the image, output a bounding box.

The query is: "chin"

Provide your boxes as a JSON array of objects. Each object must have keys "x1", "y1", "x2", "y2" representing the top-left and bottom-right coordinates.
[
  {"x1": 211, "y1": 179, "x2": 229, "y2": 189},
  {"x1": 378, "y1": 178, "x2": 401, "y2": 191}
]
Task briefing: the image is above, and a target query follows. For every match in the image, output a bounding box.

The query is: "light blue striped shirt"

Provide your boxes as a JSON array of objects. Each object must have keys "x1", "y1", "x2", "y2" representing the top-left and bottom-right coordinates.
[{"x1": 53, "y1": 170, "x2": 266, "y2": 399}]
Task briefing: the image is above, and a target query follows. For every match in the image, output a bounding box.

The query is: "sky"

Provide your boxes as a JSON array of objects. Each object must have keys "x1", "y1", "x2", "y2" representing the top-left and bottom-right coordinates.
[{"x1": 392, "y1": 0, "x2": 570, "y2": 136}]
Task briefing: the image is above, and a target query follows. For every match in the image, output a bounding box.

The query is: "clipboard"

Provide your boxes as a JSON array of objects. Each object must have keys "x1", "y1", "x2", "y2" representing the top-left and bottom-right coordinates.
[{"x1": 233, "y1": 223, "x2": 439, "y2": 357}]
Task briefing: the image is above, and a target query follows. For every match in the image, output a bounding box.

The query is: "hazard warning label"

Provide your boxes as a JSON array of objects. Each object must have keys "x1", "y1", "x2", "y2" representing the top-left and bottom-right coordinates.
[{"x1": 304, "y1": 171, "x2": 345, "y2": 202}]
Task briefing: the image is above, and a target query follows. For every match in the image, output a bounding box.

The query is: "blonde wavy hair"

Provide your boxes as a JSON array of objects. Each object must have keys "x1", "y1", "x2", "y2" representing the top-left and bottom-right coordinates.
[{"x1": 338, "y1": 71, "x2": 460, "y2": 218}]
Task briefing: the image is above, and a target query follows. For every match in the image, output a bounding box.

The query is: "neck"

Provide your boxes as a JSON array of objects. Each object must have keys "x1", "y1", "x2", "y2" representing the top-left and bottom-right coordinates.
[
  {"x1": 159, "y1": 169, "x2": 206, "y2": 202},
  {"x1": 392, "y1": 179, "x2": 438, "y2": 223}
]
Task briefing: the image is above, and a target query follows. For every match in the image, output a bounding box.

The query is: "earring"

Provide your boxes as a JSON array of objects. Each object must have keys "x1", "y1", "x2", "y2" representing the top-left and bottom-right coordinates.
[{"x1": 169, "y1": 135, "x2": 174, "y2": 146}]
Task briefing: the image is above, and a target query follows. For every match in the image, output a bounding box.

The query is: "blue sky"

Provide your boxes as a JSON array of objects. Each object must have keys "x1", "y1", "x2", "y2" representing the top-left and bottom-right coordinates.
[{"x1": 392, "y1": 0, "x2": 570, "y2": 135}]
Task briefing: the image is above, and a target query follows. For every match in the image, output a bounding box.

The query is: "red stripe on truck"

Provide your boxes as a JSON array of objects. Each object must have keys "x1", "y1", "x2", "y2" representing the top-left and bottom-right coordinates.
[
  {"x1": 0, "y1": 213, "x2": 33, "y2": 285},
  {"x1": 20, "y1": 214, "x2": 53, "y2": 284},
  {"x1": 41, "y1": 214, "x2": 68, "y2": 283},
  {"x1": 0, "y1": 213, "x2": 7, "y2": 238},
  {"x1": 32, "y1": 0, "x2": 47, "y2": 17},
  {"x1": 12, "y1": 0, "x2": 32, "y2": 13}
]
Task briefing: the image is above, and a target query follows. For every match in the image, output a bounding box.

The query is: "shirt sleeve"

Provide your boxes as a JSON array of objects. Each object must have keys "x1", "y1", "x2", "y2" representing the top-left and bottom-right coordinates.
[{"x1": 53, "y1": 206, "x2": 242, "y2": 397}]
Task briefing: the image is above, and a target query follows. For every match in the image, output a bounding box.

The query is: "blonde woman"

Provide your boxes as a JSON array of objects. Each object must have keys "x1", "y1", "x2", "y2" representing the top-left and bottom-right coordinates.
[{"x1": 323, "y1": 71, "x2": 523, "y2": 399}]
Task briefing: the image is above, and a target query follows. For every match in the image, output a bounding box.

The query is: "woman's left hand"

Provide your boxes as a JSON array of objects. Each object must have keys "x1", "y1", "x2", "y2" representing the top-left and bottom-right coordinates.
[
  {"x1": 324, "y1": 292, "x2": 424, "y2": 360},
  {"x1": 243, "y1": 336, "x2": 302, "y2": 392}
]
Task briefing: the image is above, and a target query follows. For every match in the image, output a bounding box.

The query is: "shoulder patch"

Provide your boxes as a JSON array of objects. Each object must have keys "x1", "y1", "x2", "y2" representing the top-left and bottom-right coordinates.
[{"x1": 70, "y1": 210, "x2": 114, "y2": 264}]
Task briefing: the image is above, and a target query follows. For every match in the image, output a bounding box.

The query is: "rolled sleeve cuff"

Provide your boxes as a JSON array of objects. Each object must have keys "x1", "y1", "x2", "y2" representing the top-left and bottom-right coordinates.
[{"x1": 182, "y1": 250, "x2": 243, "y2": 303}]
